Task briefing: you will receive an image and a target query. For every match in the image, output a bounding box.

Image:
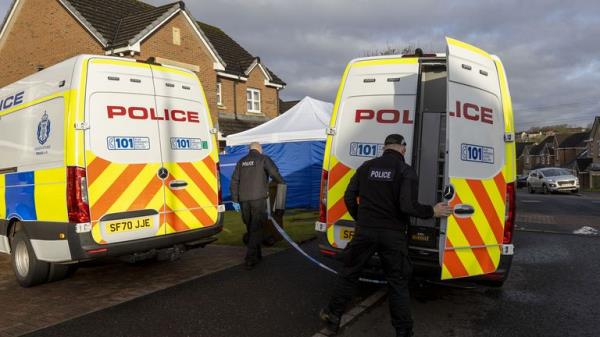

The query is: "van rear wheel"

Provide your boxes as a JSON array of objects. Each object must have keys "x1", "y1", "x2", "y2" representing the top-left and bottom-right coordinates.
[{"x1": 10, "y1": 231, "x2": 50, "y2": 287}]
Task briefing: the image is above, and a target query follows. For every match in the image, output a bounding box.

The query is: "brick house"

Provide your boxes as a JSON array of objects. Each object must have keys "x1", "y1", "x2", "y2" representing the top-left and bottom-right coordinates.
[
  {"x1": 524, "y1": 135, "x2": 559, "y2": 170},
  {"x1": 589, "y1": 117, "x2": 600, "y2": 165},
  {"x1": 556, "y1": 132, "x2": 590, "y2": 167},
  {"x1": 516, "y1": 142, "x2": 534, "y2": 175},
  {"x1": 0, "y1": 0, "x2": 285, "y2": 141}
]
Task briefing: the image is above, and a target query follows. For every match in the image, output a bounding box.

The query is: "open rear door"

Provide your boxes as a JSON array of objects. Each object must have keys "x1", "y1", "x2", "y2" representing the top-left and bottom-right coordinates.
[{"x1": 440, "y1": 38, "x2": 507, "y2": 279}]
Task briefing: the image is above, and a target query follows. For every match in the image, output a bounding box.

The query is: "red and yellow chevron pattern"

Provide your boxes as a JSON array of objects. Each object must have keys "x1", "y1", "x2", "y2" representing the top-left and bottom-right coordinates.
[
  {"x1": 325, "y1": 157, "x2": 355, "y2": 248},
  {"x1": 87, "y1": 151, "x2": 219, "y2": 244},
  {"x1": 441, "y1": 171, "x2": 506, "y2": 279}
]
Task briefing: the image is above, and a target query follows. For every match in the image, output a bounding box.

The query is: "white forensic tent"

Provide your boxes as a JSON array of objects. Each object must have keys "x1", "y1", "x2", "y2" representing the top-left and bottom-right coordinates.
[
  {"x1": 226, "y1": 96, "x2": 333, "y2": 146},
  {"x1": 221, "y1": 97, "x2": 333, "y2": 209}
]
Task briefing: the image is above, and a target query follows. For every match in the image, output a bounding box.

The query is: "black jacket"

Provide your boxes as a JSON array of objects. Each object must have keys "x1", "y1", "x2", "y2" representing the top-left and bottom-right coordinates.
[
  {"x1": 230, "y1": 149, "x2": 285, "y2": 203},
  {"x1": 344, "y1": 149, "x2": 434, "y2": 231}
]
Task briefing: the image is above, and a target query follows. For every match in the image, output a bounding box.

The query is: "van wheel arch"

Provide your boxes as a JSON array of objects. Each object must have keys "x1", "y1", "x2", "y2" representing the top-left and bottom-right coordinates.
[{"x1": 7, "y1": 218, "x2": 24, "y2": 247}]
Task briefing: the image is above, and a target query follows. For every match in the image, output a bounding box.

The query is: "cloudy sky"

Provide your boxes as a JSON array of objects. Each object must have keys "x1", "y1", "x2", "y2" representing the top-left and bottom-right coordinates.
[{"x1": 2, "y1": 0, "x2": 599, "y2": 130}]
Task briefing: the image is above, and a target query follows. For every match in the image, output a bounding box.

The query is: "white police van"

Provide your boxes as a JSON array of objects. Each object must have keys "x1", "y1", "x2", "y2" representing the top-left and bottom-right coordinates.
[
  {"x1": 0, "y1": 55, "x2": 223, "y2": 287},
  {"x1": 317, "y1": 38, "x2": 517, "y2": 285}
]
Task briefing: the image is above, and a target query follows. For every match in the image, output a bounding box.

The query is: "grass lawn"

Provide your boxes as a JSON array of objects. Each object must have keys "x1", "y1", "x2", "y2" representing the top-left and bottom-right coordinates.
[{"x1": 215, "y1": 209, "x2": 319, "y2": 248}]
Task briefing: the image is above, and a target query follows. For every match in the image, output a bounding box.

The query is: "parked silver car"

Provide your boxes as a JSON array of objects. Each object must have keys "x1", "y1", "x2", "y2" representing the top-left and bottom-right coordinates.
[{"x1": 527, "y1": 168, "x2": 579, "y2": 194}]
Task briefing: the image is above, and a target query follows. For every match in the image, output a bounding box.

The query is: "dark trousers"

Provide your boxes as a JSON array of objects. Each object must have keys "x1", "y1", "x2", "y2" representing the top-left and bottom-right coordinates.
[
  {"x1": 240, "y1": 199, "x2": 267, "y2": 263},
  {"x1": 327, "y1": 227, "x2": 413, "y2": 333}
]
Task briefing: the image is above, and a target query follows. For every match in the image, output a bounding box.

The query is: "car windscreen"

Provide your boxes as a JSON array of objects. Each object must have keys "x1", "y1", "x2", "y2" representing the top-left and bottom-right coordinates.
[{"x1": 541, "y1": 168, "x2": 572, "y2": 177}]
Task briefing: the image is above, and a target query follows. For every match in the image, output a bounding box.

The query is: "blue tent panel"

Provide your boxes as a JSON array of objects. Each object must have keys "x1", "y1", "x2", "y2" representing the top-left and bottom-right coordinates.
[{"x1": 219, "y1": 141, "x2": 325, "y2": 209}]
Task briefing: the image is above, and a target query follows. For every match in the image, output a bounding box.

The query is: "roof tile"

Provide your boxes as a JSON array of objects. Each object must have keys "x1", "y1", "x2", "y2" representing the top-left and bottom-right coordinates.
[{"x1": 62, "y1": 0, "x2": 284, "y2": 84}]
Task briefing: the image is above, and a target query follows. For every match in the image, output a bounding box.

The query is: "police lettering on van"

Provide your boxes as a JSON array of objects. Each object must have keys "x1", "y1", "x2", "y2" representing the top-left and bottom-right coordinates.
[
  {"x1": 0, "y1": 55, "x2": 224, "y2": 287},
  {"x1": 0, "y1": 91, "x2": 25, "y2": 111},
  {"x1": 316, "y1": 38, "x2": 517, "y2": 286}
]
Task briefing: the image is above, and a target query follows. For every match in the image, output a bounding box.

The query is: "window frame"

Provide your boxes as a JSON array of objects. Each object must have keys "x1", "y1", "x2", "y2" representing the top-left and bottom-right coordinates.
[
  {"x1": 246, "y1": 88, "x2": 261, "y2": 114},
  {"x1": 216, "y1": 82, "x2": 222, "y2": 106}
]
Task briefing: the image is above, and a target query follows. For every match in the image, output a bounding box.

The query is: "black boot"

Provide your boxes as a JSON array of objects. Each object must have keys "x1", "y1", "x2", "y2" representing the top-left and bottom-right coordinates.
[{"x1": 319, "y1": 308, "x2": 340, "y2": 336}]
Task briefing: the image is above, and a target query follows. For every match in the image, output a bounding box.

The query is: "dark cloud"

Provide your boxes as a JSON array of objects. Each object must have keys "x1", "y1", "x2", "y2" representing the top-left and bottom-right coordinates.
[{"x1": 1, "y1": 0, "x2": 599, "y2": 129}]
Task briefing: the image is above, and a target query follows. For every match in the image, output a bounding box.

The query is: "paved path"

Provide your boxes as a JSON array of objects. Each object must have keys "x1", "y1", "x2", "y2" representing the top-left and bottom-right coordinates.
[
  {"x1": 0, "y1": 245, "x2": 252, "y2": 337},
  {"x1": 24, "y1": 241, "x2": 377, "y2": 337}
]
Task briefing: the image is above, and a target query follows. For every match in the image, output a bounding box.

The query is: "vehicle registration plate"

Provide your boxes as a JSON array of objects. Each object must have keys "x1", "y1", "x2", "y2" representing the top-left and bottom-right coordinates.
[
  {"x1": 339, "y1": 227, "x2": 355, "y2": 241},
  {"x1": 104, "y1": 216, "x2": 153, "y2": 234}
]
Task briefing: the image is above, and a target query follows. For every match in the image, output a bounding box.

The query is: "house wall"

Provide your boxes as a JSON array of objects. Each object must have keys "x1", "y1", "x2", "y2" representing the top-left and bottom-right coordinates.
[
  {"x1": 235, "y1": 67, "x2": 279, "y2": 118},
  {"x1": 0, "y1": 0, "x2": 104, "y2": 88},
  {"x1": 0, "y1": 2, "x2": 282, "y2": 125},
  {"x1": 593, "y1": 127, "x2": 600, "y2": 164},
  {"x1": 137, "y1": 13, "x2": 219, "y2": 122},
  {"x1": 557, "y1": 148, "x2": 585, "y2": 167}
]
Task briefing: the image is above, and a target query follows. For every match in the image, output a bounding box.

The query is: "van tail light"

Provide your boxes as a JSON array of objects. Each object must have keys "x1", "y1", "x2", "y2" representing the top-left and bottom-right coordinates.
[
  {"x1": 216, "y1": 162, "x2": 222, "y2": 205},
  {"x1": 319, "y1": 170, "x2": 328, "y2": 223},
  {"x1": 503, "y1": 182, "x2": 516, "y2": 244},
  {"x1": 67, "y1": 166, "x2": 90, "y2": 223}
]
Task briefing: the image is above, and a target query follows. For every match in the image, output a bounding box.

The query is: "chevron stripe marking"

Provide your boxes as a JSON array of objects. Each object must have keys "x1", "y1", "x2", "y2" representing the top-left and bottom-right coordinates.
[
  {"x1": 466, "y1": 179, "x2": 504, "y2": 243},
  {"x1": 163, "y1": 206, "x2": 190, "y2": 232},
  {"x1": 128, "y1": 176, "x2": 164, "y2": 211},
  {"x1": 494, "y1": 172, "x2": 507, "y2": 196},
  {"x1": 202, "y1": 155, "x2": 217, "y2": 177},
  {"x1": 178, "y1": 162, "x2": 217, "y2": 203},
  {"x1": 443, "y1": 239, "x2": 469, "y2": 278},
  {"x1": 449, "y1": 194, "x2": 496, "y2": 273},
  {"x1": 329, "y1": 162, "x2": 351, "y2": 188},
  {"x1": 87, "y1": 156, "x2": 111, "y2": 186},
  {"x1": 328, "y1": 197, "x2": 348, "y2": 225},
  {"x1": 91, "y1": 164, "x2": 146, "y2": 219},
  {"x1": 165, "y1": 177, "x2": 214, "y2": 226}
]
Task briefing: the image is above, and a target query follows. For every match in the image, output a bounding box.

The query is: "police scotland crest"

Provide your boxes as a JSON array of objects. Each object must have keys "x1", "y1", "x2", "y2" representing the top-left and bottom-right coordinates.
[{"x1": 37, "y1": 111, "x2": 51, "y2": 145}]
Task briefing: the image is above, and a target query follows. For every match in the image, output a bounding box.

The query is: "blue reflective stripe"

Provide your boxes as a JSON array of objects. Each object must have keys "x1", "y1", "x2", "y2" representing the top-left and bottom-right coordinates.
[{"x1": 5, "y1": 172, "x2": 36, "y2": 221}]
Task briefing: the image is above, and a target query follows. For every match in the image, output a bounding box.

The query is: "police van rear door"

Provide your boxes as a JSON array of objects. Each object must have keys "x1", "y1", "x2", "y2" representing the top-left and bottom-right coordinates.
[
  {"x1": 440, "y1": 38, "x2": 507, "y2": 280},
  {"x1": 84, "y1": 58, "x2": 166, "y2": 245},
  {"x1": 326, "y1": 57, "x2": 419, "y2": 249},
  {"x1": 150, "y1": 65, "x2": 220, "y2": 236}
]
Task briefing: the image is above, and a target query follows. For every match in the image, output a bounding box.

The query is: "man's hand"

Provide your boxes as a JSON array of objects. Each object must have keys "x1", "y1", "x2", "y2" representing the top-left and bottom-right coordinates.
[
  {"x1": 433, "y1": 202, "x2": 453, "y2": 218},
  {"x1": 232, "y1": 202, "x2": 241, "y2": 212}
]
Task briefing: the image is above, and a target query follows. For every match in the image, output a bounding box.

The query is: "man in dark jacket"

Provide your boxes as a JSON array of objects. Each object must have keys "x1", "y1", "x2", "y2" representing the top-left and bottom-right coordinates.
[
  {"x1": 320, "y1": 134, "x2": 452, "y2": 337},
  {"x1": 230, "y1": 142, "x2": 285, "y2": 269}
]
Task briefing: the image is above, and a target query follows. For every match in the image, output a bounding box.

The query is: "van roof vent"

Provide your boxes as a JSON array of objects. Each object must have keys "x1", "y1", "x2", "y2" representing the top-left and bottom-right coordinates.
[
  {"x1": 461, "y1": 64, "x2": 472, "y2": 71},
  {"x1": 363, "y1": 78, "x2": 376, "y2": 83},
  {"x1": 130, "y1": 78, "x2": 141, "y2": 83},
  {"x1": 166, "y1": 83, "x2": 175, "y2": 88},
  {"x1": 182, "y1": 85, "x2": 191, "y2": 90},
  {"x1": 479, "y1": 70, "x2": 488, "y2": 76},
  {"x1": 108, "y1": 76, "x2": 120, "y2": 81},
  {"x1": 387, "y1": 78, "x2": 401, "y2": 82}
]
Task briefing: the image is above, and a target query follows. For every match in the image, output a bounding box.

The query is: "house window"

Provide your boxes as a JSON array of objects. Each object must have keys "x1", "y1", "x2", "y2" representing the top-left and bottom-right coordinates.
[
  {"x1": 216, "y1": 82, "x2": 222, "y2": 106},
  {"x1": 246, "y1": 88, "x2": 261, "y2": 113},
  {"x1": 172, "y1": 27, "x2": 181, "y2": 45}
]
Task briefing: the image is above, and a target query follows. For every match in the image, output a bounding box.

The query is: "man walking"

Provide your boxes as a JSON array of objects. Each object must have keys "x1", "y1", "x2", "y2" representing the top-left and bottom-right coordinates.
[
  {"x1": 230, "y1": 142, "x2": 285, "y2": 269},
  {"x1": 320, "y1": 134, "x2": 453, "y2": 336}
]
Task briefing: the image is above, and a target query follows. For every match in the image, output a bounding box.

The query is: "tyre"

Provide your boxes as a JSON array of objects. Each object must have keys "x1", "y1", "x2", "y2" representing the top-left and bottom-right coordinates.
[
  {"x1": 572, "y1": 189, "x2": 579, "y2": 194},
  {"x1": 10, "y1": 231, "x2": 50, "y2": 287},
  {"x1": 47, "y1": 263, "x2": 78, "y2": 283},
  {"x1": 528, "y1": 184, "x2": 534, "y2": 194},
  {"x1": 543, "y1": 184, "x2": 549, "y2": 194}
]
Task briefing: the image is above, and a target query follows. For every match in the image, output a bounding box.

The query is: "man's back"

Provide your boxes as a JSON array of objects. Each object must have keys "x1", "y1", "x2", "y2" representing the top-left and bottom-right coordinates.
[
  {"x1": 344, "y1": 150, "x2": 433, "y2": 231},
  {"x1": 230, "y1": 149, "x2": 284, "y2": 202}
]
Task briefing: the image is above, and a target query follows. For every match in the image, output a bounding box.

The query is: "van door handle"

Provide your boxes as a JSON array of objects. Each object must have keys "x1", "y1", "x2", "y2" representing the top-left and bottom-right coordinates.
[
  {"x1": 169, "y1": 180, "x2": 188, "y2": 190},
  {"x1": 453, "y1": 204, "x2": 475, "y2": 217}
]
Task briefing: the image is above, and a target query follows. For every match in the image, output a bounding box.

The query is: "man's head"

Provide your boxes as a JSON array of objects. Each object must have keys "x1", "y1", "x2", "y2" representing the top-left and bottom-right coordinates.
[
  {"x1": 384, "y1": 134, "x2": 407, "y2": 156},
  {"x1": 249, "y1": 142, "x2": 263, "y2": 153}
]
